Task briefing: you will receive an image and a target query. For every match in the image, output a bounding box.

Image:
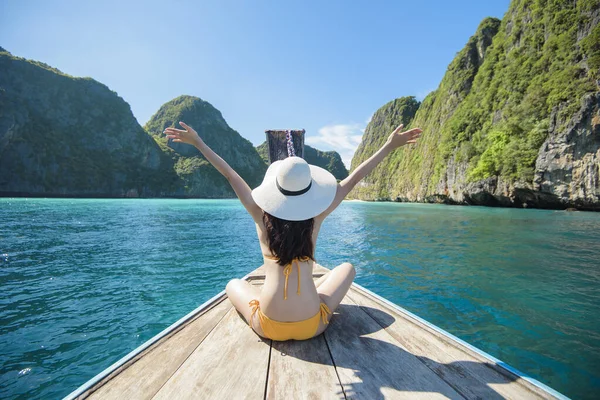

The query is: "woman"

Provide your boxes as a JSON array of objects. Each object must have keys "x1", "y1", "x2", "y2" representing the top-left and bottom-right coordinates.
[{"x1": 164, "y1": 122, "x2": 422, "y2": 341}]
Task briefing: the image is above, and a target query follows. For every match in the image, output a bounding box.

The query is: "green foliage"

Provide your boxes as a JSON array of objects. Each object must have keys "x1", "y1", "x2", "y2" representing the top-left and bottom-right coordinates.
[
  {"x1": 434, "y1": 0, "x2": 598, "y2": 183},
  {"x1": 175, "y1": 157, "x2": 211, "y2": 175},
  {"x1": 351, "y1": 96, "x2": 420, "y2": 171},
  {"x1": 580, "y1": 23, "x2": 600, "y2": 78},
  {"x1": 0, "y1": 54, "x2": 265, "y2": 198},
  {"x1": 256, "y1": 141, "x2": 269, "y2": 164},
  {"x1": 0, "y1": 51, "x2": 179, "y2": 196},
  {"x1": 144, "y1": 95, "x2": 268, "y2": 195},
  {"x1": 349, "y1": 1, "x2": 598, "y2": 201},
  {"x1": 347, "y1": 96, "x2": 421, "y2": 199},
  {"x1": 470, "y1": 129, "x2": 510, "y2": 179},
  {"x1": 303, "y1": 144, "x2": 348, "y2": 180},
  {"x1": 453, "y1": 0, "x2": 597, "y2": 183}
]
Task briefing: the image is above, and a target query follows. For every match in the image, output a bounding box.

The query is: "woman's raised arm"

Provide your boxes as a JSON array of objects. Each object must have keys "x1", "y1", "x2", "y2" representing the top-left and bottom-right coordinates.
[
  {"x1": 164, "y1": 122, "x2": 263, "y2": 223},
  {"x1": 317, "y1": 124, "x2": 422, "y2": 219}
]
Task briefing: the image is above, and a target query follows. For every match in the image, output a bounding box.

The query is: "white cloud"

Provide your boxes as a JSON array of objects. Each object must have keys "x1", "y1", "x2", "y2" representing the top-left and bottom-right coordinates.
[{"x1": 306, "y1": 123, "x2": 365, "y2": 170}]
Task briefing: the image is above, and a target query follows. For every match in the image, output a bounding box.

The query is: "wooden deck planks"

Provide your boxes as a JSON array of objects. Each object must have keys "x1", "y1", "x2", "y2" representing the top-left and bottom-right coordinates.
[
  {"x1": 345, "y1": 287, "x2": 555, "y2": 400},
  {"x1": 263, "y1": 264, "x2": 342, "y2": 399},
  {"x1": 81, "y1": 295, "x2": 232, "y2": 400},
  {"x1": 152, "y1": 305, "x2": 271, "y2": 399},
  {"x1": 267, "y1": 335, "x2": 343, "y2": 400},
  {"x1": 324, "y1": 293, "x2": 465, "y2": 399},
  {"x1": 70, "y1": 264, "x2": 562, "y2": 400}
]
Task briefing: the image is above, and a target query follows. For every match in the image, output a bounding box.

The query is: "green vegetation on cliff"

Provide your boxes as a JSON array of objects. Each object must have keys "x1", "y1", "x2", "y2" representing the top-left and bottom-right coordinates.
[
  {"x1": 350, "y1": 96, "x2": 420, "y2": 199},
  {"x1": 256, "y1": 142, "x2": 348, "y2": 180},
  {"x1": 0, "y1": 48, "x2": 177, "y2": 196},
  {"x1": 0, "y1": 48, "x2": 348, "y2": 198},
  {"x1": 447, "y1": 0, "x2": 598, "y2": 182},
  {"x1": 304, "y1": 145, "x2": 348, "y2": 180},
  {"x1": 145, "y1": 95, "x2": 267, "y2": 197},
  {"x1": 350, "y1": 0, "x2": 599, "y2": 203}
]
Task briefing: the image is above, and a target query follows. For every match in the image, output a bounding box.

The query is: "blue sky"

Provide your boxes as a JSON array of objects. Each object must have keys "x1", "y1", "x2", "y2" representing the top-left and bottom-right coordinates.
[{"x1": 1, "y1": 0, "x2": 510, "y2": 168}]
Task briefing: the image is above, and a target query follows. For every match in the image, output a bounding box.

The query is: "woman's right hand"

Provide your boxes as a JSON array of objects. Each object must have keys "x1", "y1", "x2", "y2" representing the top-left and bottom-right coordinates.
[
  {"x1": 164, "y1": 122, "x2": 202, "y2": 146},
  {"x1": 386, "y1": 124, "x2": 423, "y2": 149}
]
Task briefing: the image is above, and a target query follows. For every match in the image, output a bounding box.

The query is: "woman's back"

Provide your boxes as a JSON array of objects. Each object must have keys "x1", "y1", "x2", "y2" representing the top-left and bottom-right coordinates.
[{"x1": 253, "y1": 215, "x2": 326, "y2": 322}]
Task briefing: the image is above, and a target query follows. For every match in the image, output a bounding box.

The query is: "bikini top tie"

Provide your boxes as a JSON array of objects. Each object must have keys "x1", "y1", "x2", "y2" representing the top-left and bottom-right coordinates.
[
  {"x1": 282, "y1": 256, "x2": 311, "y2": 300},
  {"x1": 266, "y1": 255, "x2": 311, "y2": 300}
]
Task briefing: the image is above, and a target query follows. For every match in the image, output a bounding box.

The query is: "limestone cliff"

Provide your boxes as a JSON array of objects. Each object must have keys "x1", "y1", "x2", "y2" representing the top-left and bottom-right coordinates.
[
  {"x1": 0, "y1": 51, "x2": 266, "y2": 198},
  {"x1": 534, "y1": 93, "x2": 599, "y2": 209},
  {"x1": 0, "y1": 48, "x2": 176, "y2": 197},
  {"x1": 350, "y1": 0, "x2": 599, "y2": 210},
  {"x1": 350, "y1": 96, "x2": 420, "y2": 199},
  {"x1": 145, "y1": 96, "x2": 267, "y2": 197}
]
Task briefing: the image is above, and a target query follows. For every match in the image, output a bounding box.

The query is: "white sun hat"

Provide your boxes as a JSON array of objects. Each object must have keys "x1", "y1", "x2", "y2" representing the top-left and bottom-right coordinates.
[{"x1": 252, "y1": 156, "x2": 338, "y2": 221}]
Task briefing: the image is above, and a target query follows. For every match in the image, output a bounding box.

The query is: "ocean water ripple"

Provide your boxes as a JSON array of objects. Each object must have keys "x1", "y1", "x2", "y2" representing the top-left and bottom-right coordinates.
[{"x1": 0, "y1": 199, "x2": 599, "y2": 399}]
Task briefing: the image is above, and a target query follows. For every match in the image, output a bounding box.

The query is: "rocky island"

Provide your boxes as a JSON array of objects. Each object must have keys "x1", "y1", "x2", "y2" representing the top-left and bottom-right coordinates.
[
  {"x1": 0, "y1": 49, "x2": 345, "y2": 198},
  {"x1": 349, "y1": 1, "x2": 599, "y2": 210}
]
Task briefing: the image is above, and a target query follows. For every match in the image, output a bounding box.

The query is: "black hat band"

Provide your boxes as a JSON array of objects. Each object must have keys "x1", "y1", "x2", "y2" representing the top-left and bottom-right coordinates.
[{"x1": 276, "y1": 178, "x2": 312, "y2": 196}]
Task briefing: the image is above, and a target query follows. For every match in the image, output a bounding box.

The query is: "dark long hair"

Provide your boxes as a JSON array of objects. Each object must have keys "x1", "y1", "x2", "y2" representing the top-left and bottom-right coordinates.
[{"x1": 262, "y1": 212, "x2": 315, "y2": 266}]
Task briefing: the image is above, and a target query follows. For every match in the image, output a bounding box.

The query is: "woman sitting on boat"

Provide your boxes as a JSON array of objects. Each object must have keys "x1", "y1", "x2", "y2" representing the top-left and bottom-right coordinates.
[{"x1": 164, "y1": 122, "x2": 422, "y2": 341}]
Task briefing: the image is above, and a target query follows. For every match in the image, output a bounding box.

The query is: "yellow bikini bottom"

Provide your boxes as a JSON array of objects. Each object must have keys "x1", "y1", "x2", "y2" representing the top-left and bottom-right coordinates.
[{"x1": 248, "y1": 299, "x2": 331, "y2": 341}]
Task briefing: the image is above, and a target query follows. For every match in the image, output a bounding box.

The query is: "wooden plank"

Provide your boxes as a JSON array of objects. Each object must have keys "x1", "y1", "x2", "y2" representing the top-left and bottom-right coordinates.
[
  {"x1": 346, "y1": 286, "x2": 554, "y2": 400},
  {"x1": 83, "y1": 297, "x2": 232, "y2": 400},
  {"x1": 325, "y1": 294, "x2": 465, "y2": 399},
  {"x1": 152, "y1": 306, "x2": 271, "y2": 400},
  {"x1": 263, "y1": 264, "x2": 340, "y2": 399},
  {"x1": 257, "y1": 265, "x2": 339, "y2": 399},
  {"x1": 246, "y1": 264, "x2": 267, "y2": 280},
  {"x1": 266, "y1": 335, "x2": 343, "y2": 400},
  {"x1": 68, "y1": 263, "x2": 563, "y2": 400},
  {"x1": 250, "y1": 279, "x2": 264, "y2": 287}
]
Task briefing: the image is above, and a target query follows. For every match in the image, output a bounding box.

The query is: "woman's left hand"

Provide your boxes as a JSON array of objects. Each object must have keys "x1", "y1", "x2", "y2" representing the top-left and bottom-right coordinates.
[{"x1": 164, "y1": 122, "x2": 201, "y2": 146}]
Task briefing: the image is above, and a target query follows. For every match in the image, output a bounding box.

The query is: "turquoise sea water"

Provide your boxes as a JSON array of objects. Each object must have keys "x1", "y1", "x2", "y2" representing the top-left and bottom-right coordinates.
[{"x1": 0, "y1": 198, "x2": 599, "y2": 399}]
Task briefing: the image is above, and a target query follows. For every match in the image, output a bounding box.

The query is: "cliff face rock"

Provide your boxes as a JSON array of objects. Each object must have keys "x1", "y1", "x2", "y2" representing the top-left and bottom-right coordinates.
[
  {"x1": 0, "y1": 51, "x2": 268, "y2": 198},
  {"x1": 0, "y1": 49, "x2": 176, "y2": 197},
  {"x1": 304, "y1": 145, "x2": 348, "y2": 180},
  {"x1": 256, "y1": 142, "x2": 348, "y2": 180},
  {"x1": 350, "y1": 96, "x2": 420, "y2": 199},
  {"x1": 350, "y1": 18, "x2": 500, "y2": 201},
  {"x1": 350, "y1": 0, "x2": 600, "y2": 209},
  {"x1": 534, "y1": 93, "x2": 600, "y2": 210},
  {"x1": 145, "y1": 96, "x2": 267, "y2": 197}
]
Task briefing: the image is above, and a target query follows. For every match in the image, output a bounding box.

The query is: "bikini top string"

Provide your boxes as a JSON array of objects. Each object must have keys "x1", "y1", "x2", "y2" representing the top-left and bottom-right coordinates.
[{"x1": 283, "y1": 257, "x2": 309, "y2": 300}]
